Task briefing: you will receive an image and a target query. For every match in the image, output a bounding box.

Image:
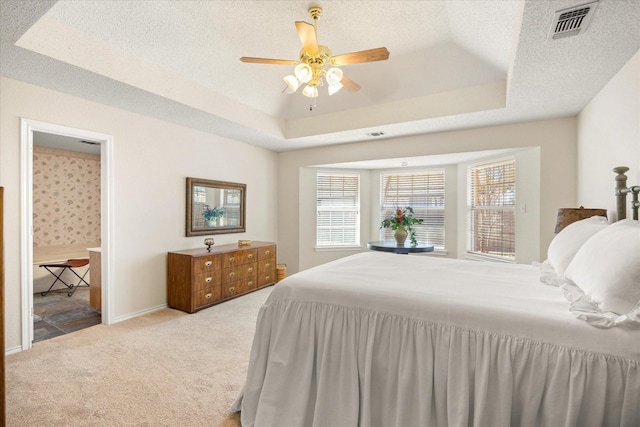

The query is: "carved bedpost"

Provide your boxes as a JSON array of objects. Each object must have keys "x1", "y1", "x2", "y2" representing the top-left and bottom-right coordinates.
[{"x1": 613, "y1": 166, "x2": 628, "y2": 221}]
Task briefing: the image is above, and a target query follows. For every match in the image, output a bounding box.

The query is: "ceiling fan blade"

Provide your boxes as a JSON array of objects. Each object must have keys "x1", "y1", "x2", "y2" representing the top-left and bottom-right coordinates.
[
  {"x1": 240, "y1": 57, "x2": 299, "y2": 65},
  {"x1": 331, "y1": 47, "x2": 390, "y2": 65},
  {"x1": 295, "y1": 21, "x2": 319, "y2": 55},
  {"x1": 341, "y1": 76, "x2": 361, "y2": 93}
]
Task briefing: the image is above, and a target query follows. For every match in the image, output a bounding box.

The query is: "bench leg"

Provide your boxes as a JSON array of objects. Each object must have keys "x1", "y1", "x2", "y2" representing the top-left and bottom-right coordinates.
[
  {"x1": 40, "y1": 266, "x2": 72, "y2": 296},
  {"x1": 67, "y1": 267, "x2": 90, "y2": 297}
]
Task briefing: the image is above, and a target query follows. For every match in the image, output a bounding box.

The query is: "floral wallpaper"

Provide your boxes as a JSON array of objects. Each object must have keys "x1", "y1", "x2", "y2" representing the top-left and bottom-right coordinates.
[{"x1": 33, "y1": 146, "x2": 101, "y2": 247}]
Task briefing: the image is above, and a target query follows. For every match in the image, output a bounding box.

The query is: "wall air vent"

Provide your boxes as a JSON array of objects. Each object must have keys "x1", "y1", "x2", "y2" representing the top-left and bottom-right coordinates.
[{"x1": 549, "y1": 1, "x2": 598, "y2": 40}]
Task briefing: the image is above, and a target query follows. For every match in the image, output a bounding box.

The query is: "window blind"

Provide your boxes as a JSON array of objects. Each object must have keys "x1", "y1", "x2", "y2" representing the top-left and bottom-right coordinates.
[
  {"x1": 380, "y1": 170, "x2": 445, "y2": 249},
  {"x1": 467, "y1": 159, "x2": 516, "y2": 260},
  {"x1": 316, "y1": 173, "x2": 360, "y2": 247}
]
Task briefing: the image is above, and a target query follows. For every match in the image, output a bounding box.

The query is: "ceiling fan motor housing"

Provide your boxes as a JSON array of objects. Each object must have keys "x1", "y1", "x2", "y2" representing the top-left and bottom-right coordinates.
[{"x1": 299, "y1": 45, "x2": 333, "y2": 87}]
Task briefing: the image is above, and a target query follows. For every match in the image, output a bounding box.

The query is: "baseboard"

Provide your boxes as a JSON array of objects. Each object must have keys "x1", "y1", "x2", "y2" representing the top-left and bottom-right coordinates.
[
  {"x1": 112, "y1": 303, "x2": 168, "y2": 324},
  {"x1": 6, "y1": 345, "x2": 24, "y2": 356}
]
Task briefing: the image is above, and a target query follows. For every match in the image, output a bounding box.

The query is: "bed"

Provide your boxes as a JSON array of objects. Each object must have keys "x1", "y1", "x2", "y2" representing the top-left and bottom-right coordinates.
[{"x1": 232, "y1": 168, "x2": 640, "y2": 427}]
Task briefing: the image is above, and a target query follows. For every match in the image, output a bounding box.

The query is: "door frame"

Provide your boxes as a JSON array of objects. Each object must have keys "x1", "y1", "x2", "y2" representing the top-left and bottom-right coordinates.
[{"x1": 20, "y1": 118, "x2": 114, "y2": 350}]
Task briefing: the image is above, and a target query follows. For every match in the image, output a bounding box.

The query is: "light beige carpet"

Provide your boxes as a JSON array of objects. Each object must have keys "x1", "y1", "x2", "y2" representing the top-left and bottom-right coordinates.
[{"x1": 6, "y1": 286, "x2": 273, "y2": 426}]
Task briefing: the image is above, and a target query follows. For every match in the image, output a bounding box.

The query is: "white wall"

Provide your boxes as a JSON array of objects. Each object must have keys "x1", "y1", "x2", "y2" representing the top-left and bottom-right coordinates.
[
  {"x1": 0, "y1": 77, "x2": 278, "y2": 351},
  {"x1": 278, "y1": 118, "x2": 576, "y2": 274},
  {"x1": 577, "y1": 50, "x2": 640, "y2": 220}
]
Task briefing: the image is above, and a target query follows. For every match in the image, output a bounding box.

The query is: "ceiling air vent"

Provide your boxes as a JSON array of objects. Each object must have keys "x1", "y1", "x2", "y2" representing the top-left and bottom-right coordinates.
[{"x1": 549, "y1": 1, "x2": 599, "y2": 40}]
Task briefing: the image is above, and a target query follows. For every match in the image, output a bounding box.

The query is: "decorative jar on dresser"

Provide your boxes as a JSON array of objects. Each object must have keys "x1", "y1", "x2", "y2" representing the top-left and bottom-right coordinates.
[{"x1": 167, "y1": 241, "x2": 276, "y2": 313}]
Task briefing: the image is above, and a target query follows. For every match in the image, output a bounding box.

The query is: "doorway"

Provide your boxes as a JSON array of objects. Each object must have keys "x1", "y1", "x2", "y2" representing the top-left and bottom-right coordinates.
[
  {"x1": 32, "y1": 132, "x2": 102, "y2": 341},
  {"x1": 20, "y1": 119, "x2": 114, "y2": 351}
]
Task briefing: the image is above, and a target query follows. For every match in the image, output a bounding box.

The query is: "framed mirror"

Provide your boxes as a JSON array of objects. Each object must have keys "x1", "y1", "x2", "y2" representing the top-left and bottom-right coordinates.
[{"x1": 186, "y1": 177, "x2": 246, "y2": 236}]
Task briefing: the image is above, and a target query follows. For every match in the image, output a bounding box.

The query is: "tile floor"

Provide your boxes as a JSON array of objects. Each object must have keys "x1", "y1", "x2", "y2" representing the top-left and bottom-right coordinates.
[{"x1": 33, "y1": 287, "x2": 101, "y2": 343}]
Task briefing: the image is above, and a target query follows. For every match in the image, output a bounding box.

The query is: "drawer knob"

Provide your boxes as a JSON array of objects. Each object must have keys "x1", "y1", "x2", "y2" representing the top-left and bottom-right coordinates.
[
  {"x1": 265, "y1": 263, "x2": 270, "y2": 268},
  {"x1": 229, "y1": 286, "x2": 236, "y2": 293},
  {"x1": 248, "y1": 281, "x2": 254, "y2": 287},
  {"x1": 205, "y1": 293, "x2": 212, "y2": 299},
  {"x1": 229, "y1": 272, "x2": 235, "y2": 279},
  {"x1": 205, "y1": 277, "x2": 212, "y2": 283},
  {"x1": 248, "y1": 267, "x2": 253, "y2": 273},
  {"x1": 229, "y1": 257, "x2": 235, "y2": 263},
  {"x1": 248, "y1": 253, "x2": 253, "y2": 259},
  {"x1": 205, "y1": 261, "x2": 212, "y2": 267},
  {"x1": 265, "y1": 275, "x2": 270, "y2": 281},
  {"x1": 265, "y1": 250, "x2": 270, "y2": 256}
]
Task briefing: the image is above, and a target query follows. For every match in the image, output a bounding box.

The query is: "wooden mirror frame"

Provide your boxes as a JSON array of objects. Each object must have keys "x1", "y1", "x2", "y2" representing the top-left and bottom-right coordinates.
[{"x1": 186, "y1": 178, "x2": 246, "y2": 236}]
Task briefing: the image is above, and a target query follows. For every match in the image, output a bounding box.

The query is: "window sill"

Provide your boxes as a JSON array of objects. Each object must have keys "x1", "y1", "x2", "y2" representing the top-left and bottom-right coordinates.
[
  {"x1": 314, "y1": 246, "x2": 364, "y2": 252},
  {"x1": 425, "y1": 249, "x2": 448, "y2": 256},
  {"x1": 465, "y1": 252, "x2": 515, "y2": 263}
]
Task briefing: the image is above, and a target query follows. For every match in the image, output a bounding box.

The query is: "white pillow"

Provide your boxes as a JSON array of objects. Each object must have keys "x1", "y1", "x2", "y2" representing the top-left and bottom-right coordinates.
[
  {"x1": 564, "y1": 219, "x2": 640, "y2": 315},
  {"x1": 547, "y1": 216, "x2": 609, "y2": 277}
]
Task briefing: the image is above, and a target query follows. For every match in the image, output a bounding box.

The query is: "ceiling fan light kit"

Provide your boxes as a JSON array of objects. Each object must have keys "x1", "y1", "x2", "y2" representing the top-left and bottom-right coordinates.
[
  {"x1": 283, "y1": 75, "x2": 301, "y2": 92},
  {"x1": 325, "y1": 67, "x2": 343, "y2": 86},
  {"x1": 302, "y1": 85, "x2": 319, "y2": 98},
  {"x1": 294, "y1": 63, "x2": 313, "y2": 83},
  {"x1": 240, "y1": 6, "x2": 390, "y2": 108}
]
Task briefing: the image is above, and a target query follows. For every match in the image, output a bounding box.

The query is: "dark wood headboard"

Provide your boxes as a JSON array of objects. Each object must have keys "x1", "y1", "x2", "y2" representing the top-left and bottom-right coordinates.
[{"x1": 614, "y1": 166, "x2": 640, "y2": 221}]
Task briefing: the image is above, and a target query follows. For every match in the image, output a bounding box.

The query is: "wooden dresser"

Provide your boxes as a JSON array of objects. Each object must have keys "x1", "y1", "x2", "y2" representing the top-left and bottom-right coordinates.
[{"x1": 167, "y1": 241, "x2": 276, "y2": 313}]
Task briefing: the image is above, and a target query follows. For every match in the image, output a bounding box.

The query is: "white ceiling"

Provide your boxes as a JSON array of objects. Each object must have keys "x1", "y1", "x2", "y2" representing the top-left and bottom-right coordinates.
[
  {"x1": 1, "y1": 0, "x2": 639, "y2": 153},
  {"x1": 32, "y1": 131, "x2": 101, "y2": 155}
]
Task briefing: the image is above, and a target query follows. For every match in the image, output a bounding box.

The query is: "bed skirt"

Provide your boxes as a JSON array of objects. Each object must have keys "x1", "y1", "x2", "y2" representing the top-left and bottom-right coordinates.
[{"x1": 232, "y1": 298, "x2": 640, "y2": 427}]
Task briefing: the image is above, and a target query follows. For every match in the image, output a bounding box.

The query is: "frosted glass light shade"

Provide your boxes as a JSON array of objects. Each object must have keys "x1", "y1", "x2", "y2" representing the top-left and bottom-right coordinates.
[
  {"x1": 302, "y1": 85, "x2": 318, "y2": 98},
  {"x1": 283, "y1": 75, "x2": 300, "y2": 92},
  {"x1": 325, "y1": 67, "x2": 343, "y2": 86},
  {"x1": 294, "y1": 63, "x2": 313, "y2": 83},
  {"x1": 328, "y1": 82, "x2": 343, "y2": 95}
]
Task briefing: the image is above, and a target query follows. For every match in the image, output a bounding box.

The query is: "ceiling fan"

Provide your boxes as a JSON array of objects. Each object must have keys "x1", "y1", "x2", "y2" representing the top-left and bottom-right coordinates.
[{"x1": 240, "y1": 6, "x2": 390, "y2": 102}]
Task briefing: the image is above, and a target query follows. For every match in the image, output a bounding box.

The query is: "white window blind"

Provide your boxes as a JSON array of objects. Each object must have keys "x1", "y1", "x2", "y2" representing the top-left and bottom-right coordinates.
[
  {"x1": 316, "y1": 173, "x2": 360, "y2": 247},
  {"x1": 467, "y1": 159, "x2": 516, "y2": 260},
  {"x1": 380, "y1": 170, "x2": 445, "y2": 249}
]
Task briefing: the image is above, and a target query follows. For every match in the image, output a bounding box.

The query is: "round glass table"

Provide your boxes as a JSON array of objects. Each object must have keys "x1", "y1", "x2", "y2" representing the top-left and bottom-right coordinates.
[{"x1": 367, "y1": 241, "x2": 434, "y2": 254}]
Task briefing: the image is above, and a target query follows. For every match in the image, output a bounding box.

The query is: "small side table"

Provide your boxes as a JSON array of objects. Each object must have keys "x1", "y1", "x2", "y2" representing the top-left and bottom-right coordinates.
[{"x1": 367, "y1": 241, "x2": 434, "y2": 254}]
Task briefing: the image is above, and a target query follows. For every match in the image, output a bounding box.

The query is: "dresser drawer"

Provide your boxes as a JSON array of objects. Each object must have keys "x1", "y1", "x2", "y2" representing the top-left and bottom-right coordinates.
[
  {"x1": 258, "y1": 245, "x2": 275, "y2": 260},
  {"x1": 221, "y1": 277, "x2": 257, "y2": 299},
  {"x1": 258, "y1": 258, "x2": 276, "y2": 274},
  {"x1": 193, "y1": 255, "x2": 221, "y2": 274},
  {"x1": 257, "y1": 270, "x2": 275, "y2": 287},
  {"x1": 222, "y1": 249, "x2": 257, "y2": 268},
  {"x1": 222, "y1": 263, "x2": 257, "y2": 284},
  {"x1": 193, "y1": 285, "x2": 221, "y2": 309},
  {"x1": 193, "y1": 271, "x2": 221, "y2": 291}
]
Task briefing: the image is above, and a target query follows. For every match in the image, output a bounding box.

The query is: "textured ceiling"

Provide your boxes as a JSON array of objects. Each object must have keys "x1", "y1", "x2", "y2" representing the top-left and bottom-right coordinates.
[{"x1": 1, "y1": 0, "x2": 639, "y2": 152}]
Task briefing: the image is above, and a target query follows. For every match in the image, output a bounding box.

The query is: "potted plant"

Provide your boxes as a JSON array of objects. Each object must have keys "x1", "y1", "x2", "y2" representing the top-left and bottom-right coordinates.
[
  {"x1": 203, "y1": 205, "x2": 224, "y2": 227},
  {"x1": 380, "y1": 206, "x2": 423, "y2": 245}
]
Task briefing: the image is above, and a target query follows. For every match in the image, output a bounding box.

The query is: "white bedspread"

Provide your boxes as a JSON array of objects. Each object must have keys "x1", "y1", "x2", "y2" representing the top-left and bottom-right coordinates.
[{"x1": 232, "y1": 252, "x2": 640, "y2": 427}]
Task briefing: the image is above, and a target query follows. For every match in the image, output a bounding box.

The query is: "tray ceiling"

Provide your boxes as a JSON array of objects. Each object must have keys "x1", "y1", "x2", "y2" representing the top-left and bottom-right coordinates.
[{"x1": 1, "y1": 0, "x2": 638, "y2": 152}]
